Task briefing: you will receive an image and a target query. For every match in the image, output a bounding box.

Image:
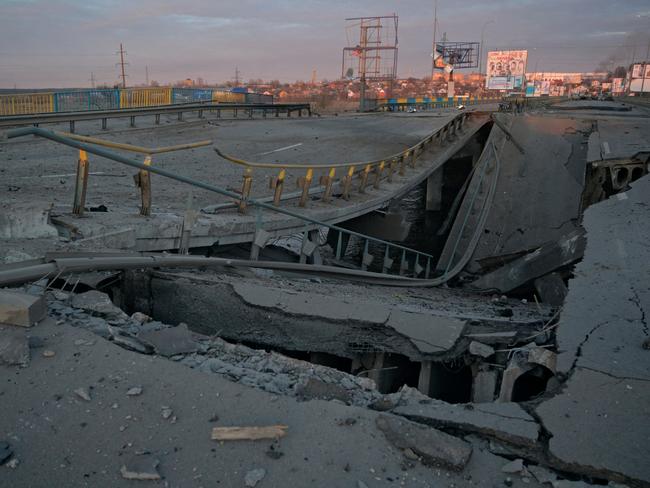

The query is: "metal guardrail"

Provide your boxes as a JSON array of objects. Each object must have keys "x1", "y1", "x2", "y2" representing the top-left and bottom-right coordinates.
[
  {"x1": 214, "y1": 112, "x2": 471, "y2": 211},
  {"x1": 45, "y1": 130, "x2": 211, "y2": 216},
  {"x1": 0, "y1": 87, "x2": 274, "y2": 116},
  {"x1": 5, "y1": 126, "x2": 440, "y2": 279},
  {"x1": 0, "y1": 102, "x2": 312, "y2": 131}
]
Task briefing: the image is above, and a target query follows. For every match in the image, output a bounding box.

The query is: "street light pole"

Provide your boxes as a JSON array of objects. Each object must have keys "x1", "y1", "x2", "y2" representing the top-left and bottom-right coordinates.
[{"x1": 479, "y1": 20, "x2": 494, "y2": 76}]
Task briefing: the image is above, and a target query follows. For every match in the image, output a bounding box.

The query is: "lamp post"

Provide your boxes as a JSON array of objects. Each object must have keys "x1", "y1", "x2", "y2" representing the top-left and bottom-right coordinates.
[{"x1": 479, "y1": 20, "x2": 495, "y2": 75}]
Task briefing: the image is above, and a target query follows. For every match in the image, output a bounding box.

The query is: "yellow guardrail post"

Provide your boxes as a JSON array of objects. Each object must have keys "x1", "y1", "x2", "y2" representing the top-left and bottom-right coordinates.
[
  {"x1": 342, "y1": 166, "x2": 355, "y2": 200},
  {"x1": 399, "y1": 152, "x2": 408, "y2": 176},
  {"x1": 374, "y1": 161, "x2": 385, "y2": 189},
  {"x1": 134, "y1": 154, "x2": 153, "y2": 216},
  {"x1": 298, "y1": 168, "x2": 313, "y2": 207},
  {"x1": 387, "y1": 159, "x2": 396, "y2": 183},
  {"x1": 272, "y1": 169, "x2": 286, "y2": 206},
  {"x1": 238, "y1": 168, "x2": 253, "y2": 214},
  {"x1": 410, "y1": 148, "x2": 418, "y2": 168},
  {"x1": 321, "y1": 167, "x2": 336, "y2": 202},
  {"x1": 358, "y1": 164, "x2": 372, "y2": 193},
  {"x1": 72, "y1": 149, "x2": 90, "y2": 215}
]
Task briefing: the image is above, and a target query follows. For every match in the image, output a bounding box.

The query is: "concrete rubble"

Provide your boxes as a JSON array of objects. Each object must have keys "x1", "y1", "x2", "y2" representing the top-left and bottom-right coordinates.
[{"x1": 375, "y1": 414, "x2": 473, "y2": 470}]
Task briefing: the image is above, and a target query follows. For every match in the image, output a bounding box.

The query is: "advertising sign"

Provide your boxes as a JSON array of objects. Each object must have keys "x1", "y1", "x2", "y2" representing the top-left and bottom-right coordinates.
[
  {"x1": 611, "y1": 78, "x2": 625, "y2": 94},
  {"x1": 486, "y1": 50, "x2": 528, "y2": 90}
]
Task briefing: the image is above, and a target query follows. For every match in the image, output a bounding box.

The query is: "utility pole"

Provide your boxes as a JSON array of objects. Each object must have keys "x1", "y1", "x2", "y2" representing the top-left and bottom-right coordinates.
[
  {"x1": 233, "y1": 66, "x2": 241, "y2": 87},
  {"x1": 116, "y1": 43, "x2": 128, "y2": 88},
  {"x1": 89, "y1": 72, "x2": 96, "y2": 89},
  {"x1": 431, "y1": 0, "x2": 438, "y2": 80},
  {"x1": 641, "y1": 39, "x2": 650, "y2": 96},
  {"x1": 145, "y1": 65, "x2": 149, "y2": 86}
]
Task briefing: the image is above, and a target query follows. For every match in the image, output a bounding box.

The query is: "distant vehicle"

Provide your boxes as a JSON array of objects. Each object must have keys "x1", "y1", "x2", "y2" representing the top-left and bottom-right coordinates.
[
  {"x1": 407, "y1": 106, "x2": 417, "y2": 113},
  {"x1": 457, "y1": 104, "x2": 466, "y2": 110}
]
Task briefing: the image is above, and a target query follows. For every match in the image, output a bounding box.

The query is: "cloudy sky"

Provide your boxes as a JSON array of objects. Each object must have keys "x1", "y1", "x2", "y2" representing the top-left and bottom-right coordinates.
[{"x1": 1, "y1": 0, "x2": 649, "y2": 88}]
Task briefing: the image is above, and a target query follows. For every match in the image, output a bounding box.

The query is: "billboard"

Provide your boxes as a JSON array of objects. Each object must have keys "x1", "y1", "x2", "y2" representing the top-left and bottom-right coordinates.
[{"x1": 486, "y1": 50, "x2": 528, "y2": 90}]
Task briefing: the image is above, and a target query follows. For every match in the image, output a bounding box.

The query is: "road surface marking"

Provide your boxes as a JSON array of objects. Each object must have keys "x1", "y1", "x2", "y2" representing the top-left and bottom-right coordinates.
[{"x1": 255, "y1": 143, "x2": 303, "y2": 156}]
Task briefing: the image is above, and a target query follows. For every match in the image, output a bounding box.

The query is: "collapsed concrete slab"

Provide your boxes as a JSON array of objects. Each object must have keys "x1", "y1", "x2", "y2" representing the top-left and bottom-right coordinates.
[
  {"x1": 470, "y1": 229, "x2": 585, "y2": 294},
  {"x1": 0, "y1": 290, "x2": 46, "y2": 327},
  {"x1": 0, "y1": 203, "x2": 58, "y2": 239},
  {"x1": 393, "y1": 400, "x2": 540, "y2": 449},
  {"x1": 385, "y1": 310, "x2": 466, "y2": 354},
  {"x1": 375, "y1": 414, "x2": 473, "y2": 470}
]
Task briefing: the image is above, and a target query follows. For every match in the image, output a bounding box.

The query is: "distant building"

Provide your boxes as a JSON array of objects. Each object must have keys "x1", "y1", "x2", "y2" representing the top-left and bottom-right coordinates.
[{"x1": 627, "y1": 62, "x2": 650, "y2": 94}]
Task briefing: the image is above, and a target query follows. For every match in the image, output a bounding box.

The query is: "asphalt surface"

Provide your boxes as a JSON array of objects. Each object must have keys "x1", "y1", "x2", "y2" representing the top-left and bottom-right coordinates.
[
  {"x1": 0, "y1": 318, "x2": 543, "y2": 488},
  {"x1": 0, "y1": 111, "x2": 461, "y2": 214}
]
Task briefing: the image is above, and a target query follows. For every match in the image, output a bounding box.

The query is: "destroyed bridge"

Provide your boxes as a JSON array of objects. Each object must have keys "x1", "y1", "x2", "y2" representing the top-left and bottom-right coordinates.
[{"x1": 0, "y1": 97, "x2": 649, "y2": 487}]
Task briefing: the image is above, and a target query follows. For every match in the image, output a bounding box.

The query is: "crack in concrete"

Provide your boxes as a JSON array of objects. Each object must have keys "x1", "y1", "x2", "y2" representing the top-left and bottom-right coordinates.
[
  {"x1": 629, "y1": 287, "x2": 648, "y2": 336},
  {"x1": 576, "y1": 365, "x2": 650, "y2": 383}
]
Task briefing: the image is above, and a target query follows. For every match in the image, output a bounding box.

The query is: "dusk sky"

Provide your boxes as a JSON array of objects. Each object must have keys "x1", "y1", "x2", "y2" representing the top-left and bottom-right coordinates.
[{"x1": 1, "y1": 0, "x2": 649, "y2": 88}]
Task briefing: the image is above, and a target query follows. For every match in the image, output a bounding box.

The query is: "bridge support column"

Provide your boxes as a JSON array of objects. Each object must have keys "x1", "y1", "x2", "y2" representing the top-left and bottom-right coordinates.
[
  {"x1": 299, "y1": 229, "x2": 321, "y2": 264},
  {"x1": 102, "y1": 118, "x2": 108, "y2": 130},
  {"x1": 69, "y1": 120, "x2": 75, "y2": 133},
  {"x1": 426, "y1": 168, "x2": 443, "y2": 211},
  {"x1": 130, "y1": 116, "x2": 136, "y2": 127},
  {"x1": 249, "y1": 228, "x2": 270, "y2": 261},
  {"x1": 155, "y1": 114, "x2": 161, "y2": 125},
  {"x1": 178, "y1": 112, "x2": 183, "y2": 121},
  {"x1": 198, "y1": 109, "x2": 204, "y2": 119}
]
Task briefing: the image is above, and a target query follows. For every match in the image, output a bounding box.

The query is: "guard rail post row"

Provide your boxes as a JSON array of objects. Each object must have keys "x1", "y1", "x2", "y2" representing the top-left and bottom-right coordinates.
[
  {"x1": 217, "y1": 112, "x2": 471, "y2": 214},
  {"x1": 57, "y1": 131, "x2": 212, "y2": 217}
]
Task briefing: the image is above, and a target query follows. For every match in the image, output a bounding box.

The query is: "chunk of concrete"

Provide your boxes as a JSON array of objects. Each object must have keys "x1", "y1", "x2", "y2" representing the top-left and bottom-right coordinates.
[
  {"x1": 137, "y1": 323, "x2": 198, "y2": 357},
  {"x1": 120, "y1": 455, "x2": 161, "y2": 480},
  {"x1": 375, "y1": 414, "x2": 472, "y2": 470},
  {"x1": 71, "y1": 291, "x2": 128, "y2": 321},
  {"x1": 501, "y1": 458, "x2": 525, "y2": 474},
  {"x1": 0, "y1": 203, "x2": 58, "y2": 239},
  {"x1": 0, "y1": 326, "x2": 29, "y2": 366},
  {"x1": 386, "y1": 310, "x2": 466, "y2": 354},
  {"x1": 394, "y1": 400, "x2": 540, "y2": 449},
  {"x1": 296, "y1": 378, "x2": 351, "y2": 403},
  {"x1": 528, "y1": 465, "x2": 557, "y2": 485},
  {"x1": 469, "y1": 341, "x2": 495, "y2": 358},
  {"x1": 0, "y1": 290, "x2": 46, "y2": 327}
]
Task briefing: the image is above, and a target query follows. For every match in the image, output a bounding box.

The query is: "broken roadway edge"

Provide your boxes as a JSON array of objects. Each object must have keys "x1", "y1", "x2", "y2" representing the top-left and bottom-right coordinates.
[
  {"x1": 0, "y1": 318, "x2": 546, "y2": 488},
  {"x1": 535, "y1": 175, "x2": 650, "y2": 487}
]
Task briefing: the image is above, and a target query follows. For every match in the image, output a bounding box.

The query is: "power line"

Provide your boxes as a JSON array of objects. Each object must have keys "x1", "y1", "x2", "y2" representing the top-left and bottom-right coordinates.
[{"x1": 115, "y1": 43, "x2": 128, "y2": 88}]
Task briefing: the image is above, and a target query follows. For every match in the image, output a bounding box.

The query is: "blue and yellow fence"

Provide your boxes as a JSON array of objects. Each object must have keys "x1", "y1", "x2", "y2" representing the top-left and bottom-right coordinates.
[
  {"x1": 376, "y1": 95, "x2": 501, "y2": 111},
  {"x1": 0, "y1": 87, "x2": 272, "y2": 116}
]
